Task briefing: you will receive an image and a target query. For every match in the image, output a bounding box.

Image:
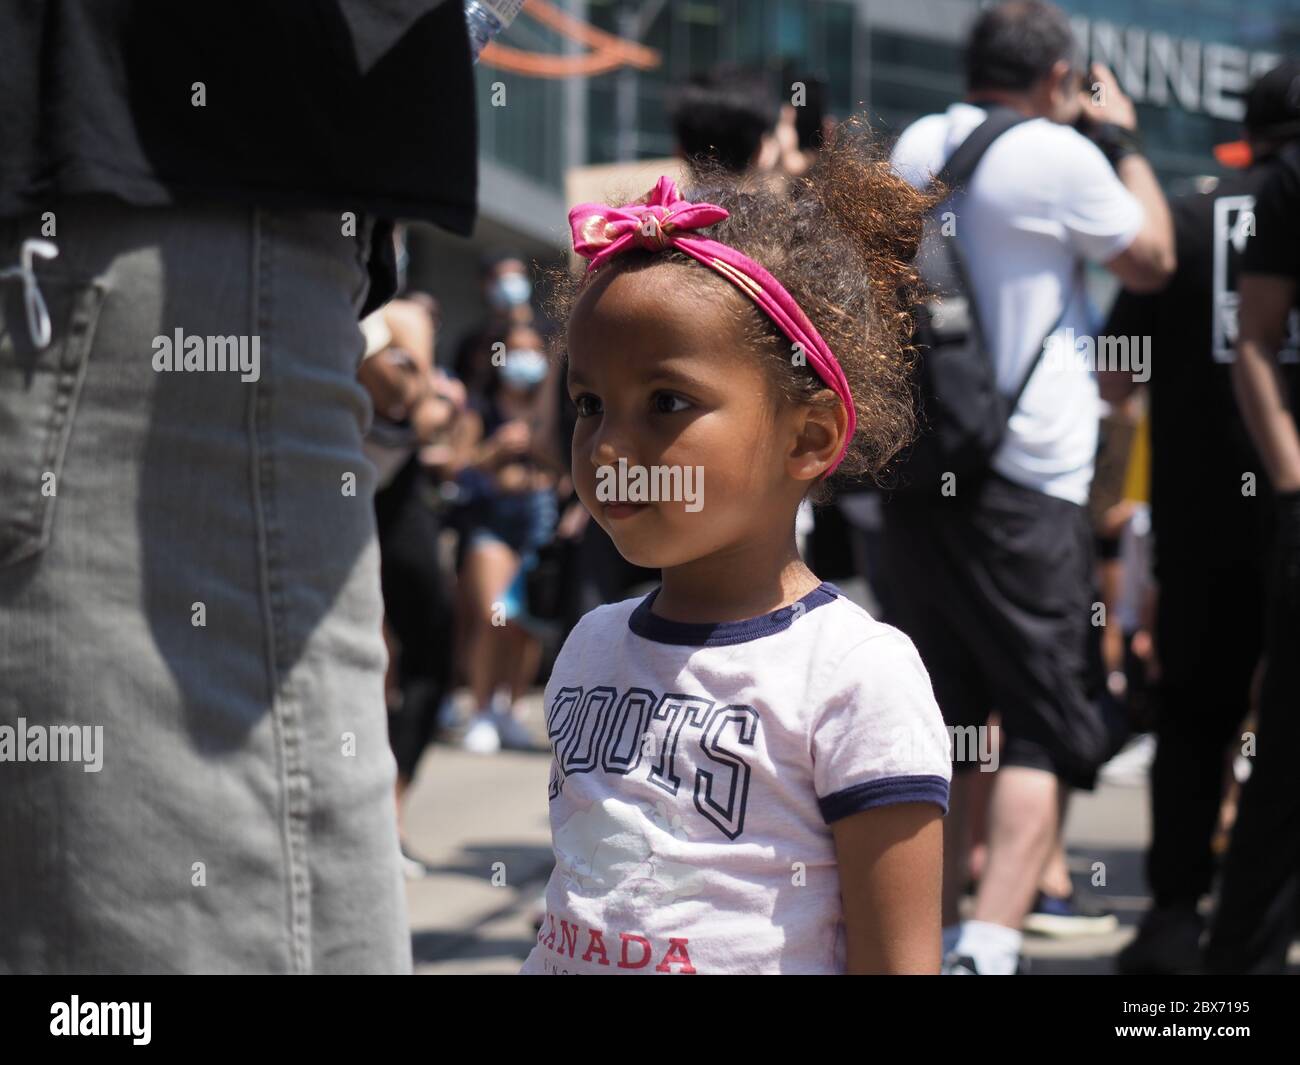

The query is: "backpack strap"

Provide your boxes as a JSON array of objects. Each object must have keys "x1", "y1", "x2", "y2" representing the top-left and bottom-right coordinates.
[
  {"x1": 920, "y1": 107, "x2": 1030, "y2": 409},
  {"x1": 931, "y1": 106, "x2": 1031, "y2": 194},
  {"x1": 1004, "y1": 259, "x2": 1085, "y2": 415},
  {"x1": 927, "y1": 107, "x2": 1080, "y2": 419}
]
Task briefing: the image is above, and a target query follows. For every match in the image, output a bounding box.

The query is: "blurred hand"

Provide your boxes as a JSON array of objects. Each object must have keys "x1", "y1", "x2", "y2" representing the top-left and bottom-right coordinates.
[
  {"x1": 556, "y1": 499, "x2": 591, "y2": 540},
  {"x1": 491, "y1": 419, "x2": 531, "y2": 457},
  {"x1": 1078, "y1": 63, "x2": 1138, "y2": 131},
  {"x1": 431, "y1": 368, "x2": 466, "y2": 409},
  {"x1": 418, "y1": 441, "x2": 456, "y2": 470},
  {"x1": 1100, "y1": 498, "x2": 1138, "y2": 540},
  {"x1": 358, "y1": 346, "x2": 423, "y2": 422},
  {"x1": 410, "y1": 392, "x2": 455, "y2": 442}
]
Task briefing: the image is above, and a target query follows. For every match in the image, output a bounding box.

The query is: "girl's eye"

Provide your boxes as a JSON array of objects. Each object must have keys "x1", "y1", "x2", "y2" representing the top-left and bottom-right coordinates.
[
  {"x1": 574, "y1": 393, "x2": 602, "y2": 418},
  {"x1": 652, "y1": 391, "x2": 691, "y2": 414}
]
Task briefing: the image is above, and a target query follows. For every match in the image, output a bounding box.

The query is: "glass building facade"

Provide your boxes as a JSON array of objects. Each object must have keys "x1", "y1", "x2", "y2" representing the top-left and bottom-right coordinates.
[
  {"x1": 412, "y1": 0, "x2": 1296, "y2": 348},
  {"x1": 477, "y1": 0, "x2": 1300, "y2": 213}
]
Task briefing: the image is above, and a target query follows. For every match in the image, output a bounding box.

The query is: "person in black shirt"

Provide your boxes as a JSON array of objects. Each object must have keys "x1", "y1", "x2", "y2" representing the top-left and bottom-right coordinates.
[
  {"x1": 1102, "y1": 60, "x2": 1300, "y2": 974},
  {"x1": 0, "y1": 2, "x2": 476, "y2": 974},
  {"x1": 1204, "y1": 62, "x2": 1300, "y2": 974}
]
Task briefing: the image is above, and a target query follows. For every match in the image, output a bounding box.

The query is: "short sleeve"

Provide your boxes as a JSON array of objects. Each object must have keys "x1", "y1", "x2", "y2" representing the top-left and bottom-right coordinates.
[
  {"x1": 1242, "y1": 160, "x2": 1300, "y2": 281},
  {"x1": 889, "y1": 113, "x2": 946, "y2": 191},
  {"x1": 808, "y1": 630, "x2": 952, "y2": 824},
  {"x1": 1054, "y1": 130, "x2": 1144, "y2": 265}
]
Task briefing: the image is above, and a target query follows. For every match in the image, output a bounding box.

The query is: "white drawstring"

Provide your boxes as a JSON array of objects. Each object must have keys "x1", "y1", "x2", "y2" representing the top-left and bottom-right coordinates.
[{"x1": 0, "y1": 238, "x2": 59, "y2": 350}]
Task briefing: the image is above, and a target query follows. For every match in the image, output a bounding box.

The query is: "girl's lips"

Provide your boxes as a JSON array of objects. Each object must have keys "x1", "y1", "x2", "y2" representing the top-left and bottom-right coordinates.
[{"x1": 603, "y1": 501, "x2": 651, "y2": 520}]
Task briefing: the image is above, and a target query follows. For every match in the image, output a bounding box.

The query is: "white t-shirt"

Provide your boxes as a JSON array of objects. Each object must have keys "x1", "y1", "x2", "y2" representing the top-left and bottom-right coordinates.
[
  {"x1": 518, "y1": 582, "x2": 951, "y2": 975},
  {"x1": 891, "y1": 102, "x2": 1144, "y2": 505}
]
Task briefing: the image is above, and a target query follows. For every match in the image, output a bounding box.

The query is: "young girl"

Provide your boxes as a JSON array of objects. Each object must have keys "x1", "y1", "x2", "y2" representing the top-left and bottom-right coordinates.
[{"x1": 520, "y1": 123, "x2": 951, "y2": 975}]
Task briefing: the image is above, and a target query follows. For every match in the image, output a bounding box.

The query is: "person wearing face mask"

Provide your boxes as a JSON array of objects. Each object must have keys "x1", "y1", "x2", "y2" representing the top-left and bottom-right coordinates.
[
  {"x1": 450, "y1": 322, "x2": 565, "y2": 755},
  {"x1": 454, "y1": 251, "x2": 537, "y2": 399},
  {"x1": 488, "y1": 261, "x2": 534, "y2": 317}
]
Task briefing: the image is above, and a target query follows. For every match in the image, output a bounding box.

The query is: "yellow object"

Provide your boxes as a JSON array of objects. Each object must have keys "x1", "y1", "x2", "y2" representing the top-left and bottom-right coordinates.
[{"x1": 1122, "y1": 409, "x2": 1151, "y2": 503}]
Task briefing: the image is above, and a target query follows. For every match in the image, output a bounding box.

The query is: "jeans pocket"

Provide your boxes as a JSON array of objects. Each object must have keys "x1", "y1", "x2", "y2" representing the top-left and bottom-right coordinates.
[{"x1": 0, "y1": 277, "x2": 105, "y2": 567}]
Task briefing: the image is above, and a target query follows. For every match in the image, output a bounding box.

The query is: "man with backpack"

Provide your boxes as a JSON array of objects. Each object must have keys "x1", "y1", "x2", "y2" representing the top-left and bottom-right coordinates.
[{"x1": 883, "y1": 0, "x2": 1174, "y2": 975}]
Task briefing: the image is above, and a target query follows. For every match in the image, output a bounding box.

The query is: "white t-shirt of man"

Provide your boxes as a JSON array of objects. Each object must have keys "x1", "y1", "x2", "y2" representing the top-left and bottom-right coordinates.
[
  {"x1": 891, "y1": 102, "x2": 1144, "y2": 505},
  {"x1": 518, "y1": 582, "x2": 952, "y2": 975}
]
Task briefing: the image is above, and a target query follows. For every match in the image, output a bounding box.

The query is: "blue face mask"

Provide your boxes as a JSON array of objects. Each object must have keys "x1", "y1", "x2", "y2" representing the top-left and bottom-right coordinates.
[
  {"x1": 500, "y1": 348, "x2": 548, "y2": 388},
  {"x1": 488, "y1": 272, "x2": 532, "y2": 311}
]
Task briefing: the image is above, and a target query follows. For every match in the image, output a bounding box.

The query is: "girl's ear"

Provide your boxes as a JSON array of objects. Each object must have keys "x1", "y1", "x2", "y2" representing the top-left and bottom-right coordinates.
[{"x1": 785, "y1": 389, "x2": 847, "y2": 483}]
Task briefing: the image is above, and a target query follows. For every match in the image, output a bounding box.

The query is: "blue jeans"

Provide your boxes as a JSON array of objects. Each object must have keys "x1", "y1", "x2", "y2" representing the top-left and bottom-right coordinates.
[
  {"x1": 0, "y1": 199, "x2": 410, "y2": 973},
  {"x1": 465, "y1": 487, "x2": 558, "y2": 557}
]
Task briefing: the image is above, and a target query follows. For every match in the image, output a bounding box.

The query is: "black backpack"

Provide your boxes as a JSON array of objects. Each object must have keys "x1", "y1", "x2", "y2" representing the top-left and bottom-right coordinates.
[{"x1": 894, "y1": 107, "x2": 1076, "y2": 498}]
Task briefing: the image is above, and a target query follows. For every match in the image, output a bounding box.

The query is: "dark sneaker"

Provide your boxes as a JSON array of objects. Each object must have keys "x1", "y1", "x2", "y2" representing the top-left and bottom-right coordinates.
[
  {"x1": 943, "y1": 953, "x2": 980, "y2": 975},
  {"x1": 941, "y1": 952, "x2": 1030, "y2": 975},
  {"x1": 1116, "y1": 905, "x2": 1204, "y2": 974},
  {"x1": 1024, "y1": 888, "x2": 1120, "y2": 938}
]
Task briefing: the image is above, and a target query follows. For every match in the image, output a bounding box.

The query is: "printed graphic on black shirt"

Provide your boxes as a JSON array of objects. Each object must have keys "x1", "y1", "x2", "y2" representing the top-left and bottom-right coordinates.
[{"x1": 1213, "y1": 193, "x2": 1300, "y2": 363}]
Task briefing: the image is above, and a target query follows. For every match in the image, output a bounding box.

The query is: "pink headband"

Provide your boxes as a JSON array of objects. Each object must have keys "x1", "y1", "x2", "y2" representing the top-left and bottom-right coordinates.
[{"x1": 568, "y1": 175, "x2": 855, "y2": 475}]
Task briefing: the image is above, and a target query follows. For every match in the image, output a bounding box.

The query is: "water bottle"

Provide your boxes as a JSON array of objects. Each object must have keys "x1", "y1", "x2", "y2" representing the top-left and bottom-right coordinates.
[{"x1": 465, "y1": 0, "x2": 525, "y2": 63}]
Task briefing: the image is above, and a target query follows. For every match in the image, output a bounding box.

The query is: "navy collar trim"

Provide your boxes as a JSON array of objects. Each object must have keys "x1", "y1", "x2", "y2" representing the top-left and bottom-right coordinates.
[{"x1": 627, "y1": 582, "x2": 841, "y2": 647}]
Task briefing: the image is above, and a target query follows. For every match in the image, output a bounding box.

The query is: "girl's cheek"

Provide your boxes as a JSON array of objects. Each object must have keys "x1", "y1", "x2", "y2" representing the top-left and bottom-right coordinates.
[{"x1": 570, "y1": 436, "x2": 597, "y2": 499}]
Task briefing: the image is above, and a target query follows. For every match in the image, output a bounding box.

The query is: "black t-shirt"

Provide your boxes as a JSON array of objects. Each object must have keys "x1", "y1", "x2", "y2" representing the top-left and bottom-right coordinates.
[
  {"x1": 1104, "y1": 161, "x2": 1300, "y2": 571},
  {"x1": 1241, "y1": 142, "x2": 1300, "y2": 493},
  {"x1": 1242, "y1": 143, "x2": 1300, "y2": 285},
  {"x1": 0, "y1": 1, "x2": 478, "y2": 310}
]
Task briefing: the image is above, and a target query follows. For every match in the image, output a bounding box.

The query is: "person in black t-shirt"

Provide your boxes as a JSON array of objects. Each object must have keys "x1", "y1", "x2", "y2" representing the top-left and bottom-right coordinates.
[
  {"x1": 1101, "y1": 60, "x2": 1300, "y2": 975},
  {"x1": 1203, "y1": 62, "x2": 1300, "y2": 974}
]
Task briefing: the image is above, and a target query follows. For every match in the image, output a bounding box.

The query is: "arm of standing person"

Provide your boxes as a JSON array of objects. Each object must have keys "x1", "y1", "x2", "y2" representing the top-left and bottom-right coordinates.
[
  {"x1": 832, "y1": 804, "x2": 944, "y2": 973},
  {"x1": 1231, "y1": 157, "x2": 1300, "y2": 493},
  {"x1": 1232, "y1": 275, "x2": 1300, "y2": 492},
  {"x1": 1097, "y1": 286, "x2": 1157, "y2": 405},
  {"x1": 1078, "y1": 64, "x2": 1176, "y2": 292},
  {"x1": 441, "y1": 407, "x2": 489, "y2": 477}
]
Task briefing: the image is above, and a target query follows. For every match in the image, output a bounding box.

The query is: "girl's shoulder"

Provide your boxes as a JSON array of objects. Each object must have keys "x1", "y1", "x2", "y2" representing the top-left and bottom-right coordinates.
[
  {"x1": 805, "y1": 583, "x2": 909, "y2": 655},
  {"x1": 801, "y1": 587, "x2": 936, "y2": 703}
]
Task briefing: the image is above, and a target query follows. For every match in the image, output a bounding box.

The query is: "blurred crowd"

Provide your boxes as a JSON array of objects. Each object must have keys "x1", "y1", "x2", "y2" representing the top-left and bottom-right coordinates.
[{"x1": 369, "y1": 2, "x2": 1300, "y2": 977}]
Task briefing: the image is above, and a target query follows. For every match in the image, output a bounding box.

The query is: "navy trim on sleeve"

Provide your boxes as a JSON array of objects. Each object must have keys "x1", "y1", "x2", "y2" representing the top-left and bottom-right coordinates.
[
  {"x1": 818, "y1": 774, "x2": 950, "y2": 823},
  {"x1": 627, "y1": 581, "x2": 841, "y2": 647}
]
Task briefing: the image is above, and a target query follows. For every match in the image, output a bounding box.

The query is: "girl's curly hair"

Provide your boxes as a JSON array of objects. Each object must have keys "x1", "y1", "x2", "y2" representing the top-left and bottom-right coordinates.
[{"x1": 544, "y1": 116, "x2": 940, "y2": 504}]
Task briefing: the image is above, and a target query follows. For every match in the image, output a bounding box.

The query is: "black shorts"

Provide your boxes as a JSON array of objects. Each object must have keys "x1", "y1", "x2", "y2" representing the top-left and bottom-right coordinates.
[{"x1": 881, "y1": 472, "x2": 1112, "y2": 790}]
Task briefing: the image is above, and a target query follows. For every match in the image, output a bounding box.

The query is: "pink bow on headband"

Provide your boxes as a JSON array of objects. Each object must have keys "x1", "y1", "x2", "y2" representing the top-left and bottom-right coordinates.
[{"x1": 568, "y1": 176, "x2": 856, "y2": 476}]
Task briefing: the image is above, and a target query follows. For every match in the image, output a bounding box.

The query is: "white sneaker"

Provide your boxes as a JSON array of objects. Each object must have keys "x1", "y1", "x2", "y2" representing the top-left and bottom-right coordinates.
[
  {"x1": 494, "y1": 711, "x2": 536, "y2": 751},
  {"x1": 400, "y1": 844, "x2": 437, "y2": 880},
  {"x1": 1099, "y1": 733, "x2": 1156, "y2": 786},
  {"x1": 461, "y1": 714, "x2": 501, "y2": 755}
]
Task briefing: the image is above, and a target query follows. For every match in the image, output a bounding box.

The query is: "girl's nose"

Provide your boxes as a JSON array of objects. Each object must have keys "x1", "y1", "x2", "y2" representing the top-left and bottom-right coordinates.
[
  {"x1": 589, "y1": 428, "x2": 635, "y2": 470},
  {"x1": 591, "y1": 438, "x2": 623, "y2": 467}
]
